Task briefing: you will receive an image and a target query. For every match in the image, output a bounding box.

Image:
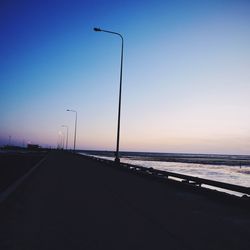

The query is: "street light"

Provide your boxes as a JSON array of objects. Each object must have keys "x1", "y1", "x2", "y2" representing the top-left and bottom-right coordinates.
[
  {"x1": 61, "y1": 125, "x2": 69, "y2": 150},
  {"x1": 94, "y1": 27, "x2": 124, "y2": 164},
  {"x1": 67, "y1": 109, "x2": 77, "y2": 152},
  {"x1": 58, "y1": 131, "x2": 63, "y2": 149}
]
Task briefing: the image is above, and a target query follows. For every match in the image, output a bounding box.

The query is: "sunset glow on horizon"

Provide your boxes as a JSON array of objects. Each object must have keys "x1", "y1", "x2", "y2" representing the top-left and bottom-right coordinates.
[{"x1": 1, "y1": 0, "x2": 250, "y2": 155}]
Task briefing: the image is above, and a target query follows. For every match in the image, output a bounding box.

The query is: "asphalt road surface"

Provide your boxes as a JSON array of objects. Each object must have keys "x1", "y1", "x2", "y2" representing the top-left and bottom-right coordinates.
[{"x1": 0, "y1": 151, "x2": 249, "y2": 250}]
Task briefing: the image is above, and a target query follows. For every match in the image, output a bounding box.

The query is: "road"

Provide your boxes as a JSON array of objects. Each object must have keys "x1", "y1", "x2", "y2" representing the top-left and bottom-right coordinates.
[{"x1": 0, "y1": 151, "x2": 250, "y2": 250}]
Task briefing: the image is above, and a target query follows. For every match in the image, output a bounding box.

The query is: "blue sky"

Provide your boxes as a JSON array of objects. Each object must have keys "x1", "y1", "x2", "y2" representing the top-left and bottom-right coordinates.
[{"x1": 1, "y1": 0, "x2": 250, "y2": 154}]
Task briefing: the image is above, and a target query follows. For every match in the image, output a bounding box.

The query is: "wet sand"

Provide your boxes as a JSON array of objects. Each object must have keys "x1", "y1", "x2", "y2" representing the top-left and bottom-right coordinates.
[{"x1": 0, "y1": 151, "x2": 249, "y2": 250}]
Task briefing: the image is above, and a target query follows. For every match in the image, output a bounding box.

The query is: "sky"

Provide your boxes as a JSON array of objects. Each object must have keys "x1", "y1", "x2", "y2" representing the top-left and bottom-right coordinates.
[{"x1": 1, "y1": 0, "x2": 250, "y2": 155}]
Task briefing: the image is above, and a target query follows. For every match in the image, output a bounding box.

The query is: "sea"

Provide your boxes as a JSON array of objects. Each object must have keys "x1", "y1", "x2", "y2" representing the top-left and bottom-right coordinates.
[{"x1": 78, "y1": 150, "x2": 250, "y2": 197}]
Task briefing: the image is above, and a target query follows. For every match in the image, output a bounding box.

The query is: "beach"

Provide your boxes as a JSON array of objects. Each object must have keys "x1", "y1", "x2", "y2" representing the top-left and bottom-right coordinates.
[
  {"x1": 0, "y1": 151, "x2": 249, "y2": 249},
  {"x1": 80, "y1": 151, "x2": 250, "y2": 196}
]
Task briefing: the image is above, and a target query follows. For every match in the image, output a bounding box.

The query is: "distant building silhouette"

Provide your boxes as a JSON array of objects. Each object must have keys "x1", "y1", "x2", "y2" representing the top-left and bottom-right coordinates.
[{"x1": 27, "y1": 144, "x2": 40, "y2": 150}]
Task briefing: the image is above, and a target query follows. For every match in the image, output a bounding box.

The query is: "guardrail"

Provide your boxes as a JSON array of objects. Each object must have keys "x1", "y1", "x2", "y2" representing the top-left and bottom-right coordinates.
[{"x1": 82, "y1": 154, "x2": 250, "y2": 197}]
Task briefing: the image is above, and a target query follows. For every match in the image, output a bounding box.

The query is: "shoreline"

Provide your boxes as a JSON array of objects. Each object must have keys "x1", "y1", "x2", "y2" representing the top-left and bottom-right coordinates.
[
  {"x1": 124, "y1": 156, "x2": 250, "y2": 166},
  {"x1": 79, "y1": 150, "x2": 250, "y2": 167}
]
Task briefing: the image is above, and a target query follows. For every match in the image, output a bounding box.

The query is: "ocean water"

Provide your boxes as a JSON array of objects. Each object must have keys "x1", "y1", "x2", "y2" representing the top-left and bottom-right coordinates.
[{"x1": 79, "y1": 151, "x2": 250, "y2": 196}]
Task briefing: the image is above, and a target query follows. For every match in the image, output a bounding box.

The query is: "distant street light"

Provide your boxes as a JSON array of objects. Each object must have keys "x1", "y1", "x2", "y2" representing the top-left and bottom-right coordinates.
[
  {"x1": 62, "y1": 132, "x2": 65, "y2": 149},
  {"x1": 67, "y1": 109, "x2": 77, "y2": 152},
  {"x1": 94, "y1": 27, "x2": 124, "y2": 164},
  {"x1": 61, "y1": 125, "x2": 69, "y2": 150},
  {"x1": 58, "y1": 131, "x2": 63, "y2": 149}
]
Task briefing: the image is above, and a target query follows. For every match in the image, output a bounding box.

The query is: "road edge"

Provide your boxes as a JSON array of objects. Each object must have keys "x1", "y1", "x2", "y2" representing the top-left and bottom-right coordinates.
[{"x1": 0, "y1": 153, "x2": 48, "y2": 203}]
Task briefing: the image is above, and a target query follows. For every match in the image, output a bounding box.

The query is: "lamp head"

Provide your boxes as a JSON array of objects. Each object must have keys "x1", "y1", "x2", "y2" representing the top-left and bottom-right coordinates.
[{"x1": 93, "y1": 27, "x2": 101, "y2": 32}]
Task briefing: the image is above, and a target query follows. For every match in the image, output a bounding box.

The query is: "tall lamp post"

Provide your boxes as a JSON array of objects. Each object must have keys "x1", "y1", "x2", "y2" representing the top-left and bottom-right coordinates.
[
  {"x1": 67, "y1": 109, "x2": 77, "y2": 152},
  {"x1": 94, "y1": 27, "x2": 124, "y2": 164},
  {"x1": 61, "y1": 125, "x2": 69, "y2": 150}
]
